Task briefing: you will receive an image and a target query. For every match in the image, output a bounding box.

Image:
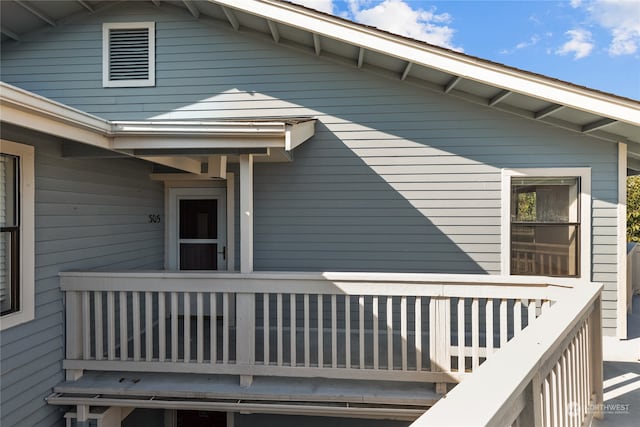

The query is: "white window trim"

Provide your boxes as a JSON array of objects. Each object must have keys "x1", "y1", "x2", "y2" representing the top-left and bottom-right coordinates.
[
  {"x1": 102, "y1": 22, "x2": 155, "y2": 88},
  {"x1": 501, "y1": 167, "x2": 591, "y2": 281},
  {"x1": 0, "y1": 140, "x2": 35, "y2": 330}
]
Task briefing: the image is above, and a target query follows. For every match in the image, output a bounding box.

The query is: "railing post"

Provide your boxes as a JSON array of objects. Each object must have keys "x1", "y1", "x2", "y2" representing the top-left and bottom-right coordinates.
[
  {"x1": 65, "y1": 290, "x2": 84, "y2": 381},
  {"x1": 430, "y1": 296, "x2": 451, "y2": 394},
  {"x1": 590, "y1": 295, "x2": 604, "y2": 420},
  {"x1": 236, "y1": 292, "x2": 255, "y2": 387},
  {"x1": 519, "y1": 372, "x2": 542, "y2": 427}
]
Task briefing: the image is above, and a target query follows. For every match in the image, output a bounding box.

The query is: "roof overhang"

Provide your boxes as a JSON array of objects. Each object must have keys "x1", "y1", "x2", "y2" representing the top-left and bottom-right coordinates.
[
  {"x1": 0, "y1": 82, "x2": 316, "y2": 174},
  {"x1": 1, "y1": 0, "x2": 638, "y2": 166}
]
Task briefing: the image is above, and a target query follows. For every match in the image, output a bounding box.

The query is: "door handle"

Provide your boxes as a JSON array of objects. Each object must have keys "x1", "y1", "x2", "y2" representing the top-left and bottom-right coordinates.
[{"x1": 222, "y1": 246, "x2": 227, "y2": 261}]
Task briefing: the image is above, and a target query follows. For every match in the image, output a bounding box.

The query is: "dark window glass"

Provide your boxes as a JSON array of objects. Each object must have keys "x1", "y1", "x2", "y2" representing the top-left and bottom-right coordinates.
[
  {"x1": 180, "y1": 199, "x2": 217, "y2": 239},
  {"x1": 180, "y1": 244, "x2": 217, "y2": 270},
  {"x1": 1, "y1": 154, "x2": 19, "y2": 315}
]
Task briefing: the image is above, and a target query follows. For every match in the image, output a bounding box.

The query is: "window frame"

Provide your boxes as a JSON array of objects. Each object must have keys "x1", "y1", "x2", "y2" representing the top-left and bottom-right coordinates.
[
  {"x1": 102, "y1": 22, "x2": 155, "y2": 88},
  {"x1": 0, "y1": 140, "x2": 35, "y2": 330},
  {"x1": 501, "y1": 168, "x2": 591, "y2": 280}
]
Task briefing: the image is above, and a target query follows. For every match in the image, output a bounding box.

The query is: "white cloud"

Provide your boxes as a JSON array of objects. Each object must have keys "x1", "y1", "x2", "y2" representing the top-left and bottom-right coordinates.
[
  {"x1": 516, "y1": 35, "x2": 541, "y2": 50},
  {"x1": 570, "y1": 0, "x2": 583, "y2": 8},
  {"x1": 587, "y1": 0, "x2": 640, "y2": 55},
  {"x1": 348, "y1": 0, "x2": 462, "y2": 51},
  {"x1": 292, "y1": 0, "x2": 335, "y2": 14},
  {"x1": 556, "y1": 29, "x2": 594, "y2": 59}
]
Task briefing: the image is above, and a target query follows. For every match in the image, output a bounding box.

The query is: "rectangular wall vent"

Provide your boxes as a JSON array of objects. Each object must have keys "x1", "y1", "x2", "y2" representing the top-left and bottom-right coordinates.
[{"x1": 103, "y1": 22, "x2": 155, "y2": 87}]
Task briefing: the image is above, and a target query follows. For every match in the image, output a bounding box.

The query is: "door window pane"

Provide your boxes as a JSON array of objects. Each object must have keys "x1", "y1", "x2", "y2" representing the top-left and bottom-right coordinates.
[
  {"x1": 180, "y1": 199, "x2": 217, "y2": 239},
  {"x1": 180, "y1": 244, "x2": 217, "y2": 270}
]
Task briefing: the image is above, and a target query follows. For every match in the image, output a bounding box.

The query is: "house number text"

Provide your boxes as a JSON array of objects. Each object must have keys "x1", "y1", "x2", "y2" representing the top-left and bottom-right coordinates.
[{"x1": 148, "y1": 214, "x2": 161, "y2": 223}]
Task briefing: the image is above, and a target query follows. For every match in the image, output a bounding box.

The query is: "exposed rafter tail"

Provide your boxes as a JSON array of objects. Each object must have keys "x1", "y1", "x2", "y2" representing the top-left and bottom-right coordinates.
[
  {"x1": 582, "y1": 118, "x2": 617, "y2": 133},
  {"x1": 444, "y1": 76, "x2": 461, "y2": 94},
  {"x1": 15, "y1": 0, "x2": 56, "y2": 26},
  {"x1": 221, "y1": 6, "x2": 240, "y2": 30},
  {"x1": 267, "y1": 20, "x2": 280, "y2": 43}
]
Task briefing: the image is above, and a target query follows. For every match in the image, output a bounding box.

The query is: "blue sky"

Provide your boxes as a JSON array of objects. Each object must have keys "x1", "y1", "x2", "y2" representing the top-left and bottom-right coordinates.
[{"x1": 291, "y1": 0, "x2": 640, "y2": 100}]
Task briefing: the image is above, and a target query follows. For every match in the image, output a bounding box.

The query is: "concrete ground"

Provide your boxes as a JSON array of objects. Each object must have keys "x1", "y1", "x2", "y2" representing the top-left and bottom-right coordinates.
[{"x1": 593, "y1": 294, "x2": 640, "y2": 427}]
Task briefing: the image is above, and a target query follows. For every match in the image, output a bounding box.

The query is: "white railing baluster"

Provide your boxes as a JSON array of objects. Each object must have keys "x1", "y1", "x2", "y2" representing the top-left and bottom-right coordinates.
[
  {"x1": 458, "y1": 298, "x2": 465, "y2": 373},
  {"x1": 387, "y1": 296, "x2": 393, "y2": 370},
  {"x1": 401, "y1": 296, "x2": 407, "y2": 371},
  {"x1": 471, "y1": 298, "x2": 479, "y2": 371},
  {"x1": 486, "y1": 298, "x2": 494, "y2": 356},
  {"x1": 345, "y1": 295, "x2": 351, "y2": 369},
  {"x1": 133, "y1": 291, "x2": 140, "y2": 361},
  {"x1": 514, "y1": 299, "x2": 522, "y2": 337},
  {"x1": 331, "y1": 294, "x2": 337, "y2": 368},
  {"x1": 94, "y1": 292, "x2": 103, "y2": 361},
  {"x1": 119, "y1": 291, "x2": 128, "y2": 361},
  {"x1": 145, "y1": 292, "x2": 153, "y2": 361},
  {"x1": 528, "y1": 299, "x2": 536, "y2": 327},
  {"x1": 107, "y1": 291, "x2": 115, "y2": 361},
  {"x1": 304, "y1": 294, "x2": 310, "y2": 368},
  {"x1": 373, "y1": 295, "x2": 379, "y2": 370},
  {"x1": 171, "y1": 292, "x2": 178, "y2": 362},
  {"x1": 223, "y1": 292, "x2": 229, "y2": 364},
  {"x1": 210, "y1": 293, "x2": 217, "y2": 363},
  {"x1": 82, "y1": 292, "x2": 91, "y2": 360},
  {"x1": 159, "y1": 292, "x2": 166, "y2": 362},
  {"x1": 263, "y1": 294, "x2": 269, "y2": 365},
  {"x1": 500, "y1": 299, "x2": 507, "y2": 348},
  {"x1": 415, "y1": 297, "x2": 421, "y2": 371},
  {"x1": 184, "y1": 293, "x2": 191, "y2": 363},
  {"x1": 277, "y1": 293, "x2": 283, "y2": 367},
  {"x1": 197, "y1": 292, "x2": 203, "y2": 363},
  {"x1": 318, "y1": 294, "x2": 323, "y2": 368},
  {"x1": 290, "y1": 294, "x2": 296, "y2": 367},
  {"x1": 359, "y1": 295, "x2": 365, "y2": 369}
]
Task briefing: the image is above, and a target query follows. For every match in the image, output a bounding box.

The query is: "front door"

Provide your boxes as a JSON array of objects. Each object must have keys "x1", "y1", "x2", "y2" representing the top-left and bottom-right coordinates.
[{"x1": 168, "y1": 187, "x2": 226, "y2": 271}]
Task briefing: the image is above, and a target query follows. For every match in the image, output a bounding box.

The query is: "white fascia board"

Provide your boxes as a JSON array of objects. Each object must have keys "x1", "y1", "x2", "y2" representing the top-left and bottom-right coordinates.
[
  {"x1": 0, "y1": 82, "x2": 111, "y2": 148},
  {"x1": 212, "y1": 0, "x2": 640, "y2": 126},
  {"x1": 111, "y1": 120, "x2": 287, "y2": 136},
  {"x1": 285, "y1": 120, "x2": 315, "y2": 151},
  {"x1": 112, "y1": 135, "x2": 284, "y2": 150}
]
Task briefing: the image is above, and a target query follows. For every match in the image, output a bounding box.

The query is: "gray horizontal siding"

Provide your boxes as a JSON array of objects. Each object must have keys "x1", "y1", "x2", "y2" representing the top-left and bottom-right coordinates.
[
  {"x1": 0, "y1": 131, "x2": 164, "y2": 427},
  {"x1": 0, "y1": 0, "x2": 620, "y2": 356}
]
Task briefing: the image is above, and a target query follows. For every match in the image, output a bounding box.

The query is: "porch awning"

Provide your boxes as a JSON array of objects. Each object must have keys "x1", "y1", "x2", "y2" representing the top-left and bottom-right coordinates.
[{"x1": 0, "y1": 82, "x2": 316, "y2": 174}]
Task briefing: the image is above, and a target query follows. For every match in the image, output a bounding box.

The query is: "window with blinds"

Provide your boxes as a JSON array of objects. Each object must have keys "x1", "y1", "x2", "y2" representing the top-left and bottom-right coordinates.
[{"x1": 103, "y1": 22, "x2": 155, "y2": 87}]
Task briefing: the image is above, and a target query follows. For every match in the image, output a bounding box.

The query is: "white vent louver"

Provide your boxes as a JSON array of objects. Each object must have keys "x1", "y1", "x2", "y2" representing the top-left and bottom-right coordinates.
[
  {"x1": 103, "y1": 22, "x2": 155, "y2": 87},
  {"x1": 109, "y1": 28, "x2": 149, "y2": 81}
]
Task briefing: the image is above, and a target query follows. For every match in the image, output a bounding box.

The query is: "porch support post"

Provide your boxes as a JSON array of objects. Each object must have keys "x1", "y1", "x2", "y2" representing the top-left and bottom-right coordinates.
[
  {"x1": 240, "y1": 154, "x2": 254, "y2": 273},
  {"x1": 617, "y1": 141, "x2": 628, "y2": 339}
]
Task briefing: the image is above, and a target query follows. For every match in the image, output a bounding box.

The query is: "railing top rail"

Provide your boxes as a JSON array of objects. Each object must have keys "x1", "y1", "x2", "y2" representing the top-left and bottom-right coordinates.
[
  {"x1": 410, "y1": 282, "x2": 603, "y2": 427},
  {"x1": 59, "y1": 270, "x2": 583, "y2": 287},
  {"x1": 59, "y1": 270, "x2": 588, "y2": 300}
]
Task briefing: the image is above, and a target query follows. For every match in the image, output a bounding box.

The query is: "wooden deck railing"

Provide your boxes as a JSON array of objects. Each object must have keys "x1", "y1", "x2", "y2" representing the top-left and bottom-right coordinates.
[
  {"x1": 411, "y1": 282, "x2": 603, "y2": 427},
  {"x1": 60, "y1": 271, "x2": 575, "y2": 392}
]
